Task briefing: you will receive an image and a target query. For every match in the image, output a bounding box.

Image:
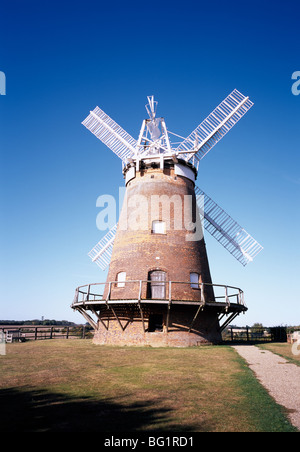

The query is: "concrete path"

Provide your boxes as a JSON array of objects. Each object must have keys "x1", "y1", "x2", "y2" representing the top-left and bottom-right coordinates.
[{"x1": 233, "y1": 345, "x2": 300, "y2": 431}]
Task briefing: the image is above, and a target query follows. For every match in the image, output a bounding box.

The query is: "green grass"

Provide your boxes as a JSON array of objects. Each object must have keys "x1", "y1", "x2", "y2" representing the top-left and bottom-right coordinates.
[{"x1": 0, "y1": 340, "x2": 297, "y2": 432}]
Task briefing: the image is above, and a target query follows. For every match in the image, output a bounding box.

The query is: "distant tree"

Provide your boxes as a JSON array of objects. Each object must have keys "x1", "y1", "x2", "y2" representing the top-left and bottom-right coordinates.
[{"x1": 252, "y1": 323, "x2": 264, "y2": 331}]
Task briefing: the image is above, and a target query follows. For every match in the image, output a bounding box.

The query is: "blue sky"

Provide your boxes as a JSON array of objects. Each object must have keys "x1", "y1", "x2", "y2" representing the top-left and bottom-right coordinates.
[{"x1": 0, "y1": 0, "x2": 299, "y2": 326}]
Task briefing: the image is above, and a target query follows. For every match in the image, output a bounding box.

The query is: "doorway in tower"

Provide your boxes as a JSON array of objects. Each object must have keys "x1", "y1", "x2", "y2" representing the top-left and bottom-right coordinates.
[
  {"x1": 148, "y1": 314, "x2": 164, "y2": 332},
  {"x1": 148, "y1": 270, "x2": 166, "y2": 299}
]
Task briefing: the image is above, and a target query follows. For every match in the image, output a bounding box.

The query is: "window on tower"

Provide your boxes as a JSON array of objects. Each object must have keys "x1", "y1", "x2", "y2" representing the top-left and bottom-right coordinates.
[
  {"x1": 190, "y1": 272, "x2": 200, "y2": 289},
  {"x1": 116, "y1": 272, "x2": 126, "y2": 288},
  {"x1": 152, "y1": 220, "x2": 167, "y2": 234}
]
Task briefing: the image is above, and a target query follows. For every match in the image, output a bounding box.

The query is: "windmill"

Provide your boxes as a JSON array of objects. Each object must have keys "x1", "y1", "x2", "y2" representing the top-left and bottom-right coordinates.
[{"x1": 72, "y1": 90, "x2": 263, "y2": 346}]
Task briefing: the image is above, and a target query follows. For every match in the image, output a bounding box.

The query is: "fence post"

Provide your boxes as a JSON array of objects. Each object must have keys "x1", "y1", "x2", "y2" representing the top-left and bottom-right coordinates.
[
  {"x1": 50, "y1": 327, "x2": 53, "y2": 339},
  {"x1": 82, "y1": 326, "x2": 86, "y2": 339},
  {"x1": 246, "y1": 327, "x2": 250, "y2": 342},
  {"x1": 35, "y1": 327, "x2": 38, "y2": 340}
]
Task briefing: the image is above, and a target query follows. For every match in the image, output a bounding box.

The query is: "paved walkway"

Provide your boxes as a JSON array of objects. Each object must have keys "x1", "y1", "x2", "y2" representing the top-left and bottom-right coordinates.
[{"x1": 233, "y1": 345, "x2": 300, "y2": 431}]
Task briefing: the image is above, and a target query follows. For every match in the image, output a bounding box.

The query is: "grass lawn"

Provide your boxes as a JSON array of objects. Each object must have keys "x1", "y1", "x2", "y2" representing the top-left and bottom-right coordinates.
[
  {"x1": 258, "y1": 343, "x2": 300, "y2": 367},
  {"x1": 0, "y1": 340, "x2": 297, "y2": 432}
]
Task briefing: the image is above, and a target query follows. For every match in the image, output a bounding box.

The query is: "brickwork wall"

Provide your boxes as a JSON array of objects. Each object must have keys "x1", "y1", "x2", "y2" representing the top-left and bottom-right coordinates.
[
  {"x1": 95, "y1": 162, "x2": 221, "y2": 347},
  {"x1": 93, "y1": 303, "x2": 222, "y2": 346},
  {"x1": 104, "y1": 165, "x2": 214, "y2": 302}
]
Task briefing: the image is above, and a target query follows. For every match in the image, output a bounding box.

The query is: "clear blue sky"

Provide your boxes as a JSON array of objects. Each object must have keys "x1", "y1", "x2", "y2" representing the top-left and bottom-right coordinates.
[{"x1": 0, "y1": 0, "x2": 299, "y2": 326}]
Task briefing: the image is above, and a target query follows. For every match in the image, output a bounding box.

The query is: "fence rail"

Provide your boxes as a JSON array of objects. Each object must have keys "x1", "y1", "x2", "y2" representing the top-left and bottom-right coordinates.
[{"x1": 0, "y1": 325, "x2": 92, "y2": 342}]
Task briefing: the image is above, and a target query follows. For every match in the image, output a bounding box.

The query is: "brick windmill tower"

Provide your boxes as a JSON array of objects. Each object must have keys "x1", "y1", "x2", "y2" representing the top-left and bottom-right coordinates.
[{"x1": 72, "y1": 91, "x2": 263, "y2": 346}]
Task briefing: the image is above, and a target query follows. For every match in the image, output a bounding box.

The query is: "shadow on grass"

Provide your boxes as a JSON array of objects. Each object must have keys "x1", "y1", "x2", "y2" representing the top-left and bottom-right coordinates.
[{"x1": 0, "y1": 387, "x2": 197, "y2": 432}]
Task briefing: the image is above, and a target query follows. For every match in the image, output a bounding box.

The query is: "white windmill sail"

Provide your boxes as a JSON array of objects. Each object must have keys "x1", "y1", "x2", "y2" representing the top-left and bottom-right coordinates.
[
  {"x1": 82, "y1": 107, "x2": 137, "y2": 163},
  {"x1": 195, "y1": 186, "x2": 263, "y2": 266},
  {"x1": 176, "y1": 89, "x2": 253, "y2": 163},
  {"x1": 83, "y1": 95, "x2": 262, "y2": 269},
  {"x1": 88, "y1": 224, "x2": 118, "y2": 270}
]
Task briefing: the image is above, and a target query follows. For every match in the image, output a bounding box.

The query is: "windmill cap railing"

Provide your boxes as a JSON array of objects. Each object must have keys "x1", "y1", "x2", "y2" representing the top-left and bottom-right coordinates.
[{"x1": 72, "y1": 280, "x2": 245, "y2": 310}]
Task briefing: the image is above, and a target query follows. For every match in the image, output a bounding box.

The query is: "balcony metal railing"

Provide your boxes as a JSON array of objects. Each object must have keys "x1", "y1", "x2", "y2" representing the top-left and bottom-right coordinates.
[{"x1": 72, "y1": 280, "x2": 245, "y2": 309}]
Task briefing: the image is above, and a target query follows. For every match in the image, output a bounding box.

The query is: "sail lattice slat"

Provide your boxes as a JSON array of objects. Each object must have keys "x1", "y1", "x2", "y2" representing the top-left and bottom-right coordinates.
[
  {"x1": 82, "y1": 107, "x2": 136, "y2": 162},
  {"x1": 196, "y1": 186, "x2": 263, "y2": 266},
  {"x1": 88, "y1": 224, "x2": 118, "y2": 270},
  {"x1": 176, "y1": 90, "x2": 253, "y2": 162}
]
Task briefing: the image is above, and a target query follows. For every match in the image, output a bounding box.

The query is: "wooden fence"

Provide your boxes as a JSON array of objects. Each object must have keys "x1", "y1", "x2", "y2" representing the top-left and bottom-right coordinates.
[
  {"x1": 0, "y1": 325, "x2": 93, "y2": 342},
  {"x1": 222, "y1": 326, "x2": 287, "y2": 343},
  {"x1": 1, "y1": 325, "x2": 288, "y2": 344}
]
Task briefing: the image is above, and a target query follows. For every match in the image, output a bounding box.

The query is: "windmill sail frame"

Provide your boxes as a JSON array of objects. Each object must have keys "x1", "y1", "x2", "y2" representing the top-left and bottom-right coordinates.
[
  {"x1": 83, "y1": 92, "x2": 262, "y2": 271},
  {"x1": 176, "y1": 89, "x2": 254, "y2": 162},
  {"x1": 196, "y1": 186, "x2": 263, "y2": 266},
  {"x1": 88, "y1": 224, "x2": 117, "y2": 270},
  {"x1": 82, "y1": 107, "x2": 136, "y2": 163}
]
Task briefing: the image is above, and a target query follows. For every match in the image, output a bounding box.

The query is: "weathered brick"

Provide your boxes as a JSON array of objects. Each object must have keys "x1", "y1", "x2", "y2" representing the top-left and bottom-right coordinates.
[{"x1": 94, "y1": 162, "x2": 222, "y2": 346}]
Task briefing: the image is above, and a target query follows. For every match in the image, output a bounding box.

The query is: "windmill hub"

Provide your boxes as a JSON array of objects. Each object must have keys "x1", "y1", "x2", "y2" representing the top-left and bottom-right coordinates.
[{"x1": 72, "y1": 92, "x2": 263, "y2": 346}]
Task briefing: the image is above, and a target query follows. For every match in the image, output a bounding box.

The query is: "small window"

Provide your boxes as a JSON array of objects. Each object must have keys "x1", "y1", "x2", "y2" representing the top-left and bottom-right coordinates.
[
  {"x1": 117, "y1": 272, "x2": 126, "y2": 288},
  {"x1": 152, "y1": 220, "x2": 166, "y2": 234},
  {"x1": 190, "y1": 272, "x2": 200, "y2": 289}
]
